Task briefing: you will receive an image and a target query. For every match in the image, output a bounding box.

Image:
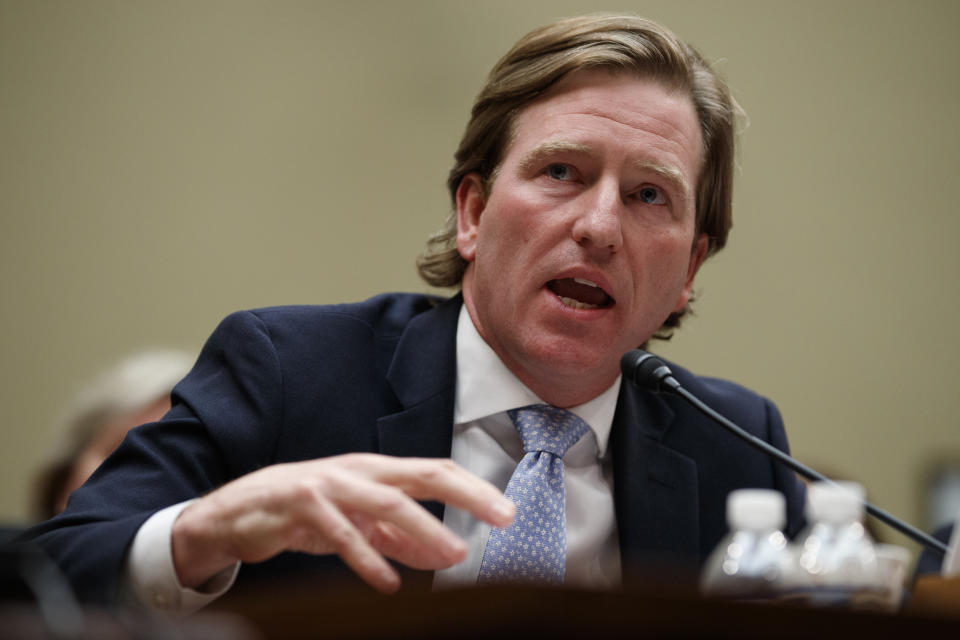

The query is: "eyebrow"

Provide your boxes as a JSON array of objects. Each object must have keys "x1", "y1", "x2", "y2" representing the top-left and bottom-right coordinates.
[
  {"x1": 632, "y1": 160, "x2": 693, "y2": 204},
  {"x1": 517, "y1": 141, "x2": 593, "y2": 174},
  {"x1": 518, "y1": 140, "x2": 693, "y2": 203}
]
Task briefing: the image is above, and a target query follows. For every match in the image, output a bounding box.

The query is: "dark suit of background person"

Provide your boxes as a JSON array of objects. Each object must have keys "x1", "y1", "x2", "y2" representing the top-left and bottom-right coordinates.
[{"x1": 26, "y1": 293, "x2": 805, "y2": 604}]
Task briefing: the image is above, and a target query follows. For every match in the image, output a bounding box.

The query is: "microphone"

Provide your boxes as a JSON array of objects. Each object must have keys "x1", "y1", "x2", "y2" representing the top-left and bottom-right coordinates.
[
  {"x1": 620, "y1": 349, "x2": 681, "y2": 393},
  {"x1": 620, "y1": 349, "x2": 949, "y2": 556}
]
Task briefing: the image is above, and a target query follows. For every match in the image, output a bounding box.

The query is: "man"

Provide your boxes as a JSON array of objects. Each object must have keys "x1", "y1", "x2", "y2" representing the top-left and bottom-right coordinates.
[{"x1": 27, "y1": 14, "x2": 804, "y2": 611}]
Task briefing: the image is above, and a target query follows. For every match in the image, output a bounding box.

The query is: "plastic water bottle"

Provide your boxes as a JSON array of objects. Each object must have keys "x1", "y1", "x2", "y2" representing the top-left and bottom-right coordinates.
[
  {"x1": 701, "y1": 489, "x2": 796, "y2": 599},
  {"x1": 794, "y1": 481, "x2": 883, "y2": 608}
]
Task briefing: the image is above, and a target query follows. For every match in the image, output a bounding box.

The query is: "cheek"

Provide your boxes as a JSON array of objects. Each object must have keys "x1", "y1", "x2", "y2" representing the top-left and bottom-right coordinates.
[
  {"x1": 626, "y1": 231, "x2": 696, "y2": 290},
  {"x1": 476, "y1": 207, "x2": 535, "y2": 261}
]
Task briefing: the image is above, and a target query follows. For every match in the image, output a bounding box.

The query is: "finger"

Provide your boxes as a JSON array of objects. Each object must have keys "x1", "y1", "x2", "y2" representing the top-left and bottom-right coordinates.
[
  {"x1": 297, "y1": 492, "x2": 402, "y2": 594},
  {"x1": 395, "y1": 458, "x2": 515, "y2": 526},
  {"x1": 343, "y1": 455, "x2": 515, "y2": 527},
  {"x1": 328, "y1": 473, "x2": 468, "y2": 568},
  {"x1": 364, "y1": 520, "x2": 467, "y2": 570}
]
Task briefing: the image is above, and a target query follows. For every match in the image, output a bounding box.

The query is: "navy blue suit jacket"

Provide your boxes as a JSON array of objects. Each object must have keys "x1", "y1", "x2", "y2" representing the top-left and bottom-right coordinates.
[{"x1": 29, "y1": 293, "x2": 805, "y2": 604}]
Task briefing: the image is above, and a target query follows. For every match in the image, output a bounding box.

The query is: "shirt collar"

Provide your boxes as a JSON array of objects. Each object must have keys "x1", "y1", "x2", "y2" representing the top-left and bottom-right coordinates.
[{"x1": 453, "y1": 304, "x2": 620, "y2": 458}]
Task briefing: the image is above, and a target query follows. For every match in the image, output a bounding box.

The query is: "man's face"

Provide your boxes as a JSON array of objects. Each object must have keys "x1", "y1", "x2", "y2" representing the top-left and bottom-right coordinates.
[{"x1": 457, "y1": 69, "x2": 708, "y2": 407}]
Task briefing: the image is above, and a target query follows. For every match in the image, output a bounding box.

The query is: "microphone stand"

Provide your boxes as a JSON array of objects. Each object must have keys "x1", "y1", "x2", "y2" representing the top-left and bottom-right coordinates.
[{"x1": 621, "y1": 349, "x2": 949, "y2": 556}]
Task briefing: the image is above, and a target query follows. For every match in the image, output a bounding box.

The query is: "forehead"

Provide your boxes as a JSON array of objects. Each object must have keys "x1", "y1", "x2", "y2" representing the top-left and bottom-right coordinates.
[{"x1": 506, "y1": 69, "x2": 703, "y2": 173}]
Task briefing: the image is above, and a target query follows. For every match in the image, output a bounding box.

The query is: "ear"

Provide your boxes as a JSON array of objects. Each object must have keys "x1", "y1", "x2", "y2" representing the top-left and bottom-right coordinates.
[
  {"x1": 672, "y1": 233, "x2": 710, "y2": 313},
  {"x1": 455, "y1": 173, "x2": 486, "y2": 263}
]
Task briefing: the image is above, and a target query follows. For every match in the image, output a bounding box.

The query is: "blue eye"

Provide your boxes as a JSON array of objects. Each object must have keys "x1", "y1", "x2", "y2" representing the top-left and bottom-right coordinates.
[
  {"x1": 547, "y1": 164, "x2": 571, "y2": 180},
  {"x1": 638, "y1": 186, "x2": 666, "y2": 204}
]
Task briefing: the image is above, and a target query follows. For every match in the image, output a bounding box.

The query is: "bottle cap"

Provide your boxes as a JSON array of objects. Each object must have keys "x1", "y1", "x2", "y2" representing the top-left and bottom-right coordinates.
[
  {"x1": 805, "y1": 481, "x2": 866, "y2": 524},
  {"x1": 727, "y1": 489, "x2": 786, "y2": 530}
]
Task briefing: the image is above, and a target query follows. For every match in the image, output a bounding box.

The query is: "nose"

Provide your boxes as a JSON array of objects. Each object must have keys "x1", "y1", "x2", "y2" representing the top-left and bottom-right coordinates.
[{"x1": 571, "y1": 181, "x2": 624, "y2": 253}]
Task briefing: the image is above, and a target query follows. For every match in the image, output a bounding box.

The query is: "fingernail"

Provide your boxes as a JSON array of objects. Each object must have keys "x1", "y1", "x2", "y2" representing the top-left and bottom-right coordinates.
[
  {"x1": 493, "y1": 500, "x2": 515, "y2": 524},
  {"x1": 444, "y1": 536, "x2": 466, "y2": 558},
  {"x1": 380, "y1": 569, "x2": 400, "y2": 592}
]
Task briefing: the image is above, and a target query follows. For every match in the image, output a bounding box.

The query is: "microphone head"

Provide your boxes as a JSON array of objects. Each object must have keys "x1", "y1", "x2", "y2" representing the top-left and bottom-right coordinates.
[{"x1": 620, "y1": 349, "x2": 678, "y2": 393}]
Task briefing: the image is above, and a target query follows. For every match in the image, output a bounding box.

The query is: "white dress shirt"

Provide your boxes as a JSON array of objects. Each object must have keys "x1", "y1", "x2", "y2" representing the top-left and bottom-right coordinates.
[
  {"x1": 125, "y1": 304, "x2": 622, "y2": 611},
  {"x1": 434, "y1": 305, "x2": 621, "y2": 589}
]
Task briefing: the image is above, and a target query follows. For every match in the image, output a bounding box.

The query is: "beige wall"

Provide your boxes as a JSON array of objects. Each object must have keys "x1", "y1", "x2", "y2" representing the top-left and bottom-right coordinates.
[{"x1": 2, "y1": 1, "x2": 958, "y2": 556}]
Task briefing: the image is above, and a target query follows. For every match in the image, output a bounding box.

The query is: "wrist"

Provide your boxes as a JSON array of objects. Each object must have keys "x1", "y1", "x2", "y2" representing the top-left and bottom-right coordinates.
[{"x1": 171, "y1": 499, "x2": 237, "y2": 589}]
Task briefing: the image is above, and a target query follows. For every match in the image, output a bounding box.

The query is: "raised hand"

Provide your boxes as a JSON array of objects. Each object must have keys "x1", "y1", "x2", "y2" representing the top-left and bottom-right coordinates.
[{"x1": 171, "y1": 453, "x2": 515, "y2": 593}]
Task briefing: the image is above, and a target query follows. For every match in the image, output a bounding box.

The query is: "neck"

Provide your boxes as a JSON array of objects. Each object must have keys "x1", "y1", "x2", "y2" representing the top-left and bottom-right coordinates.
[
  {"x1": 512, "y1": 366, "x2": 615, "y2": 409},
  {"x1": 460, "y1": 292, "x2": 616, "y2": 408}
]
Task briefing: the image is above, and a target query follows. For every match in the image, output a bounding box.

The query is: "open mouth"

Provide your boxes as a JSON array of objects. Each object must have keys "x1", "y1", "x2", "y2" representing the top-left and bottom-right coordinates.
[{"x1": 546, "y1": 277, "x2": 614, "y2": 310}]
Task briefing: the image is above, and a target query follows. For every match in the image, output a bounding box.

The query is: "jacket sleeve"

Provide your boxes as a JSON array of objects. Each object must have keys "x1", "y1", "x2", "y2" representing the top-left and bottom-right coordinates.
[{"x1": 25, "y1": 310, "x2": 286, "y2": 605}]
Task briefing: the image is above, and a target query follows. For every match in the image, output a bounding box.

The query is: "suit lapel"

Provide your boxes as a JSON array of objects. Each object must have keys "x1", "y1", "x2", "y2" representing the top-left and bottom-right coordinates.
[
  {"x1": 377, "y1": 295, "x2": 462, "y2": 521},
  {"x1": 374, "y1": 296, "x2": 703, "y2": 581},
  {"x1": 611, "y1": 382, "x2": 701, "y2": 578}
]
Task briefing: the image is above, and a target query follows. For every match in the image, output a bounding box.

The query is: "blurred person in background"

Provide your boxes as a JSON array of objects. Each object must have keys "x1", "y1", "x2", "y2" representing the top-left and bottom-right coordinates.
[{"x1": 32, "y1": 350, "x2": 194, "y2": 520}]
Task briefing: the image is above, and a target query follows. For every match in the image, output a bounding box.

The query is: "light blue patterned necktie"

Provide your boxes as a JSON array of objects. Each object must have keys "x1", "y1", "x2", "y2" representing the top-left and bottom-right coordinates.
[{"x1": 477, "y1": 404, "x2": 590, "y2": 585}]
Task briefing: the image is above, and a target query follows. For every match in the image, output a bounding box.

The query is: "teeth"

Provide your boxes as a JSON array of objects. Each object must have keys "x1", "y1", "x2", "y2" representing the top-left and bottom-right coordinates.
[
  {"x1": 558, "y1": 295, "x2": 599, "y2": 310},
  {"x1": 573, "y1": 278, "x2": 599, "y2": 287}
]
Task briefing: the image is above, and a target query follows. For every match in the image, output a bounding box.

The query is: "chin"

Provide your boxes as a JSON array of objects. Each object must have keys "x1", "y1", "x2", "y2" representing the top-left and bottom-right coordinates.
[{"x1": 527, "y1": 340, "x2": 620, "y2": 379}]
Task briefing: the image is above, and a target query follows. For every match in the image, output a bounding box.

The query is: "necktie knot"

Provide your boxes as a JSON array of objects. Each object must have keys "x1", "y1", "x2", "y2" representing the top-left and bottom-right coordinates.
[{"x1": 507, "y1": 404, "x2": 590, "y2": 458}]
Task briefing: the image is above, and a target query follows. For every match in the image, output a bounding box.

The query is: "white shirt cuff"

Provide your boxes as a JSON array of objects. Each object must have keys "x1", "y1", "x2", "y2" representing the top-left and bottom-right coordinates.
[{"x1": 124, "y1": 500, "x2": 240, "y2": 615}]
